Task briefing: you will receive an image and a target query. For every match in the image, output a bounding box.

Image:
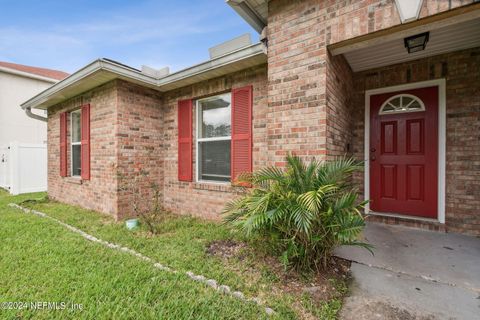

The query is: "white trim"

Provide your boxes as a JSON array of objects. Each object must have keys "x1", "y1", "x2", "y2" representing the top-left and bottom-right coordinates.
[
  {"x1": 195, "y1": 93, "x2": 232, "y2": 184},
  {"x1": 70, "y1": 109, "x2": 82, "y2": 177},
  {"x1": 364, "y1": 78, "x2": 446, "y2": 224}
]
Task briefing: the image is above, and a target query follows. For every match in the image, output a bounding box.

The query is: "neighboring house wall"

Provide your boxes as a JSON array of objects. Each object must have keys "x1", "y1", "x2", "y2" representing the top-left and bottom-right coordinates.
[{"x1": 0, "y1": 71, "x2": 51, "y2": 145}]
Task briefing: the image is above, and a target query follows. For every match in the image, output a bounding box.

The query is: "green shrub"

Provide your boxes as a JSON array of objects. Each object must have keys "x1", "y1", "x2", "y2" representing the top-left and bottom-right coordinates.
[{"x1": 223, "y1": 155, "x2": 372, "y2": 271}]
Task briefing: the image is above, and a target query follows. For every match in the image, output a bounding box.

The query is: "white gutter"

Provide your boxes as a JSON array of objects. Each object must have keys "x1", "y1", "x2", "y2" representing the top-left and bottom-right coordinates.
[
  {"x1": 21, "y1": 43, "x2": 266, "y2": 111},
  {"x1": 24, "y1": 107, "x2": 48, "y2": 122}
]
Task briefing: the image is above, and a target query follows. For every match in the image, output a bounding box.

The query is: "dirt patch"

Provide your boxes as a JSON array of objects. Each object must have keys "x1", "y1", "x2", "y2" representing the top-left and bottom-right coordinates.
[
  {"x1": 207, "y1": 239, "x2": 351, "y2": 317},
  {"x1": 206, "y1": 240, "x2": 248, "y2": 259},
  {"x1": 266, "y1": 255, "x2": 351, "y2": 302}
]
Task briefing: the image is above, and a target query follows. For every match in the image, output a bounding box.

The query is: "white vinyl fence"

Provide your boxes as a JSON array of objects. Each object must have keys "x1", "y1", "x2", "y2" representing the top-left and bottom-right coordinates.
[{"x1": 0, "y1": 142, "x2": 47, "y2": 195}]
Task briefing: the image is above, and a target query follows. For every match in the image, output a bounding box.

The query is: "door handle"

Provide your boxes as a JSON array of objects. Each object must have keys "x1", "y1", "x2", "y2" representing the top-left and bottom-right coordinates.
[{"x1": 370, "y1": 147, "x2": 376, "y2": 161}]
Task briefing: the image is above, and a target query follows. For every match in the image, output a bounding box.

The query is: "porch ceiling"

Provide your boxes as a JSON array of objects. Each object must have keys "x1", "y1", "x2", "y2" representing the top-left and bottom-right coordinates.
[{"x1": 342, "y1": 17, "x2": 480, "y2": 72}]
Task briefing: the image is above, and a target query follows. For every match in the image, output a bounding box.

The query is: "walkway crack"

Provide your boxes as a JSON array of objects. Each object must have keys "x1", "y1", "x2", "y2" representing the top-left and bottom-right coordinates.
[
  {"x1": 341, "y1": 256, "x2": 479, "y2": 294},
  {"x1": 9, "y1": 203, "x2": 275, "y2": 316}
]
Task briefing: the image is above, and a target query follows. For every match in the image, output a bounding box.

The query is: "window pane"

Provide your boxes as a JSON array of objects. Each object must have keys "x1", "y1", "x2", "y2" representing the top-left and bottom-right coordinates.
[
  {"x1": 408, "y1": 100, "x2": 422, "y2": 110},
  {"x1": 199, "y1": 140, "x2": 230, "y2": 182},
  {"x1": 72, "y1": 145, "x2": 82, "y2": 176},
  {"x1": 199, "y1": 95, "x2": 231, "y2": 138},
  {"x1": 382, "y1": 104, "x2": 395, "y2": 112},
  {"x1": 402, "y1": 96, "x2": 414, "y2": 107},
  {"x1": 72, "y1": 111, "x2": 81, "y2": 143}
]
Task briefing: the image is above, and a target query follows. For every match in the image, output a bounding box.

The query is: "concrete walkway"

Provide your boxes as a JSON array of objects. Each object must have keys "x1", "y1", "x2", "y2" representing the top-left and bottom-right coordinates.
[{"x1": 335, "y1": 222, "x2": 480, "y2": 320}]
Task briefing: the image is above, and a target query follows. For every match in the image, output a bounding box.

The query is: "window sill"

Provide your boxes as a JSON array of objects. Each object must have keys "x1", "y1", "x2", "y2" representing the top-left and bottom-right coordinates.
[
  {"x1": 64, "y1": 177, "x2": 83, "y2": 185},
  {"x1": 192, "y1": 181, "x2": 245, "y2": 193}
]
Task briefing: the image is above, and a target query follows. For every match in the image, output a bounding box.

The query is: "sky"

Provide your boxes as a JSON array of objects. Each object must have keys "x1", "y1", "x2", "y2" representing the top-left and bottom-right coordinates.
[{"x1": 0, "y1": 0, "x2": 257, "y2": 74}]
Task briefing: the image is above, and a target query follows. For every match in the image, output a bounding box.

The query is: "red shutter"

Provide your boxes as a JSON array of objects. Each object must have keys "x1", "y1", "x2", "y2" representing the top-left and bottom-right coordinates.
[
  {"x1": 178, "y1": 99, "x2": 193, "y2": 181},
  {"x1": 81, "y1": 104, "x2": 91, "y2": 180},
  {"x1": 59, "y1": 112, "x2": 67, "y2": 177},
  {"x1": 231, "y1": 86, "x2": 253, "y2": 185}
]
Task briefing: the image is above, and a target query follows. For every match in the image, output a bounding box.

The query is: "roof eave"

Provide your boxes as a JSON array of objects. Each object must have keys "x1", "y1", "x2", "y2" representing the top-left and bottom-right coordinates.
[
  {"x1": 22, "y1": 43, "x2": 267, "y2": 110},
  {"x1": 226, "y1": 0, "x2": 267, "y2": 33},
  {"x1": 21, "y1": 59, "x2": 158, "y2": 110}
]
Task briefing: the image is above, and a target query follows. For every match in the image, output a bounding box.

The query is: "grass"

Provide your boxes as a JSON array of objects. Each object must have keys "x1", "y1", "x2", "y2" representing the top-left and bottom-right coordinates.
[{"x1": 0, "y1": 189, "x2": 347, "y2": 319}]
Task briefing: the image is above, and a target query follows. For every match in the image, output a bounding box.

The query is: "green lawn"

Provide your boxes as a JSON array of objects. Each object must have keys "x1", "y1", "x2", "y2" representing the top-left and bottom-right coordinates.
[{"x1": 0, "y1": 190, "x2": 345, "y2": 319}]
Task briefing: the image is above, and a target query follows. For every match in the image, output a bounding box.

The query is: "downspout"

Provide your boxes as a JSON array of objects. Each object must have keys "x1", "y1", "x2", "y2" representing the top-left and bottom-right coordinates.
[{"x1": 23, "y1": 106, "x2": 48, "y2": 122}]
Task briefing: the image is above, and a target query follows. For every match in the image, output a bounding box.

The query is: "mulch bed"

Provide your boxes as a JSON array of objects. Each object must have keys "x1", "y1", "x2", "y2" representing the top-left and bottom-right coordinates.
[{"x1": 206, "y1": 240, "x2": 351, "y2": 303}]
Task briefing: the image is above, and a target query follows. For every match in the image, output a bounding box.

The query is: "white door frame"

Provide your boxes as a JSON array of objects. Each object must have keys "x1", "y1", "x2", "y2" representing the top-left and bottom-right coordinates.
[{"x1": 364, "y1": 79, "x2": 446, "y2": 223}]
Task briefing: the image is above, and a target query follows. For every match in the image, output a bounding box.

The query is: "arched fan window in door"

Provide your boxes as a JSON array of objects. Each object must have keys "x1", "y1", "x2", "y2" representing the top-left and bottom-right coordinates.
[{"x1": 379, "y1": 94, "x2": 425, "y2": 115}]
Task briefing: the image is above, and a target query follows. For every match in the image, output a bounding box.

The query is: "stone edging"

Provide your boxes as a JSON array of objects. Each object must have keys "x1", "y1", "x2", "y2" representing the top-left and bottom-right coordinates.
[{"x1": 8, "y1": 203, "x2": 275, "y2": 316}]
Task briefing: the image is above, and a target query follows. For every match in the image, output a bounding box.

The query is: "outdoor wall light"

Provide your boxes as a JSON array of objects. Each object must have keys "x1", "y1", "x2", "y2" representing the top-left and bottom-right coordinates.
[{"x1": 404, "y1": 32, "x2": 430, "y2": 53}]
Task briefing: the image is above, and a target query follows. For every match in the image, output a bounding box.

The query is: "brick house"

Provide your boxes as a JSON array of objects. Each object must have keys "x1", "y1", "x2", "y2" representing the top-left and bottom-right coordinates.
[{"x1": 22, "y1": 0, "x2": 480, "y2": 235}]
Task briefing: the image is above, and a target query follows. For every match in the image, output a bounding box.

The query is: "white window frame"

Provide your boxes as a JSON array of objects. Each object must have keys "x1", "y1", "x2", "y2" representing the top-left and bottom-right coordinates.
[
  {"x1": 70, "y1": 109, "x2": 82, "y2": 177},
  {"x1": 195, "y1": 93, "x2": 232, "y2": 184}
]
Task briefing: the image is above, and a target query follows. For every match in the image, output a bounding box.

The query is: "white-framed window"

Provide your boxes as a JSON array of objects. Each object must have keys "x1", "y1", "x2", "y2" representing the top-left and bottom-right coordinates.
[
  {"x1": 379, "y1": 94, "x2": 425, "y2": 115},
  {"x1": 70, "y1": 109, "x2": 82, "y2": 177},
  {"x1": 196, "y1": 93, "x2": 231, "y2": 183}
]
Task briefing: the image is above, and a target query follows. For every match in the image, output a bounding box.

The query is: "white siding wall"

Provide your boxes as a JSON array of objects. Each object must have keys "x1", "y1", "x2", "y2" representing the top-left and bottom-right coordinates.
[{"x1": 0, "y1": 71, "x2": 52, "y2": 145}]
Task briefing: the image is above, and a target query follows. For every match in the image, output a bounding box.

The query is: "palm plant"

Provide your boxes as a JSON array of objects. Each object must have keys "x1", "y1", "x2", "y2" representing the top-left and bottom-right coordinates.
[{"x1": 223, "y1": 155, "x2": 372, "y2": 271}]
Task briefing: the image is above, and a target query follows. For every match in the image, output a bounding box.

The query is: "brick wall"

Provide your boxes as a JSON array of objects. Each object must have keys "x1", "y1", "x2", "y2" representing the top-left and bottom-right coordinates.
[
  {"x1": 351, "y1": 47, "x2": 480, "y2": 235},
  {"x1": 47, "y1": 81, "x2": 119, "y2": 216},
  {"x1": 161, "y1": 65, "x2": 268, "y2": 220},
  {"x1": 324, "y1": 0, "x2": 474, "y2": 45},
  {"x1": 325, "y1": 52, "x2": 354, "y2": 158},
  {"x1": 115, "y1": 80, "x2": 164, "y2": 219},
  {"x1": 267, "y1": 0, "x2": 476, "y2": 164},
  {"x1": 267, "y1": 0, "x2": 329, "y2": 166},
  {"x1": 47, "y1": 66, "x2": 267, "y2": 221}
]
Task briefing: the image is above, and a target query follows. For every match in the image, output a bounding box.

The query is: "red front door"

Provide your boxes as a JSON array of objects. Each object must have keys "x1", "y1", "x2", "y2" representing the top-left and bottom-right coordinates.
[{"x1": 370, "y1": 86, "x2": 438, "y2": 219}]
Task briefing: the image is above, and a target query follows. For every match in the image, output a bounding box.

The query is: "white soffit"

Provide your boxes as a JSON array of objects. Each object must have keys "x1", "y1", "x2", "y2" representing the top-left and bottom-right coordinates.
[
  {"x1": 343, "y1": 18, "x2": 480, "y2": 72},
  {"x1": 395, "y1": 0, "x2": 424, "y2": 23}
]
